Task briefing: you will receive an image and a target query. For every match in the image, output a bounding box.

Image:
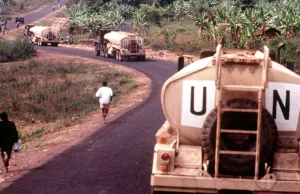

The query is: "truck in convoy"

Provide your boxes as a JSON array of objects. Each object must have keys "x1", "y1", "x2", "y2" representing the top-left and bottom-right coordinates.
[
  {"x1": 151, "y1": 44, "x2": 300, "y2": 193},
  {"x1": 24, "y1": 24, "x2": 60, "y2": 46},
  {"x1": 16, "y1": 17, "x2": 25, "y2": 24},
  {"x1": 94, "y1": 28, "x2": 146, "y2": 61}
]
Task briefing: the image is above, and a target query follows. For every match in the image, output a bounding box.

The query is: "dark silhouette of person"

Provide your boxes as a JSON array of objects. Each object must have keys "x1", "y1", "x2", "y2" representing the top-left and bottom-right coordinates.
[{"x1": 0, "y1": 112, "x2": 19, "y2": 172}]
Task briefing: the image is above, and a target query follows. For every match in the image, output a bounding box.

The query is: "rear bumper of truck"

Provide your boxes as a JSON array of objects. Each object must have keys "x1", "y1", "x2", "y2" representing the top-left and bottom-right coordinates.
[
  {"x1": 41, "y1": 38, "x2": 59, "y2": 43},
  {"x1": 120, "y1": 48, "x2": 145, "y2": 57},
  {"x1": 151, "y1": 174, "x2": 300, "y2": 193}
]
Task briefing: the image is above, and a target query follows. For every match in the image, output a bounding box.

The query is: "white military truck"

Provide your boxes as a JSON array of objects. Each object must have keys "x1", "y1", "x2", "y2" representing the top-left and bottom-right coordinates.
[
  {"x1": 151, "y1": 44, "x2": 300, "y2": 193},
  {"x1": 25, "y1": 24, "x2": 60, "y2": 46},
  {"x1": 94, "y1": 28, "x2": 146, "y2": 61}
]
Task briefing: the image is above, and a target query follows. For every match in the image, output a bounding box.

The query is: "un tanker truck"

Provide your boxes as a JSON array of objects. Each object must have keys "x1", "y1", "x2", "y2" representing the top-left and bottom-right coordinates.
[
  {"x1": 24, "y1": 24, "x2": 60, "y2": 46},
  {"x1": 151, "y1": 44, "x2": 300, "y2": 194},
  {"x1": 94, "y1": 28, "x2": 146, "y2": 61}
]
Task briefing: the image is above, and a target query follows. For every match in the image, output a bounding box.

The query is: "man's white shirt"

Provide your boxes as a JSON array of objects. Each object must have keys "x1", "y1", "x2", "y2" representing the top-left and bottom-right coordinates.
[{"x1": 96, "y1": 87, "x2": 113, "y2": 104}]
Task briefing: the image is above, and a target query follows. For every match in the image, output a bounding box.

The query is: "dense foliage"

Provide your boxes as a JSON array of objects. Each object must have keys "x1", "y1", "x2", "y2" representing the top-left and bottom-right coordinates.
[
  {"x1": 66, "y1": 0, "x2": 300, "y2": 68},
  {"x1": 0, "y1": 39, "x2": 36, "y2": 62}
]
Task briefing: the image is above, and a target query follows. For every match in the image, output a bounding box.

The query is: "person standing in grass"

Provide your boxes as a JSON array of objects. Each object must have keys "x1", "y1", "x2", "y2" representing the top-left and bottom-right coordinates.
[
  {"x1": 96, "y1": 81, "x2": 113, "y2": 124},
  {"x1": 0, "y1": 112, "x2": 19, "y2": 172}
]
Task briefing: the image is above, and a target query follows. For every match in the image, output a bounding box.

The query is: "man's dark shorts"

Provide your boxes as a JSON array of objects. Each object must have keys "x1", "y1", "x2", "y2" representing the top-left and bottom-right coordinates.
[{"x1": 101, "y1": 104, "x2": 109, "y2": 113}]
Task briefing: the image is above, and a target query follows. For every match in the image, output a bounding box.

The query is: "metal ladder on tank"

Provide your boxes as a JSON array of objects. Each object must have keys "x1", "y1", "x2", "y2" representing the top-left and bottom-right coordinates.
[{"x1": 213, "y1": 44, "x2": 270, "y2": 180}]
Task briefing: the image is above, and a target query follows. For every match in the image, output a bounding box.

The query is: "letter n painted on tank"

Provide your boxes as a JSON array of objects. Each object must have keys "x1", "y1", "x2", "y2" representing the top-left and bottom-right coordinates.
[
  {"x1": 190, "y1": 86, "x2": 206, "y2": 115},
  {"x1": 265, "y1": 82, "x2": 300, "y2": 131},
  {"x1": 272, "y1": 90, "x2": 290, "y2": 120}
]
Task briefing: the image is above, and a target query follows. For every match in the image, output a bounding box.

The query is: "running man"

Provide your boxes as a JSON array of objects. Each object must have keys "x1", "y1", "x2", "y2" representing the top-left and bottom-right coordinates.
[{"x1": 95, "y1": 81, "x2": 113, "y2": 124}]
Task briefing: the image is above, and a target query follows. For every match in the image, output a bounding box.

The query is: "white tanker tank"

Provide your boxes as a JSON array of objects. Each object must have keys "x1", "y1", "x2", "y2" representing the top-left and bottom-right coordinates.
[
  {"x1": 151, "y1": 44, "x2": 300, "y2": 194},
  {"x1": 94, "y1": 29, "x2": 146, "y2": 61},
  {"x1": 25, "y1": 24, "x2": 60, "y2": 46}
]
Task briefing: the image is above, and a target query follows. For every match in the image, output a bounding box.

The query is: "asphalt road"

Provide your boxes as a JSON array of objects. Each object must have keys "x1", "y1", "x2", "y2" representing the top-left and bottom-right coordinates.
[
  {"x1": 6, "y1": 0, "x2": 68, "y2": 30},
  {"x1": 0, "y1": 2, "x2": 178, "y2": 194}
]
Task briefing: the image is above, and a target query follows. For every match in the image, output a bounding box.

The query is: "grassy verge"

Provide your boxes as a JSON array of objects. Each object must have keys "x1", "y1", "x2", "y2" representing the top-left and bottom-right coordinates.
[{"x1": 0, "y1": 56, "x2": 140, "y2": 142}]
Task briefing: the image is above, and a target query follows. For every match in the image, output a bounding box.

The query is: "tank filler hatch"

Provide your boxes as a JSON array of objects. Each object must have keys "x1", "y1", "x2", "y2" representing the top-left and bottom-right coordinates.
[{"x1": 212, "y1": 44, "x2": 270, "y2": 180}]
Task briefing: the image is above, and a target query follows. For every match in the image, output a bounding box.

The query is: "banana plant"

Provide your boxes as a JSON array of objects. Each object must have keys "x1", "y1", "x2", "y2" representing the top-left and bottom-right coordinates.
[
  {"x1": 242, "y1": 8, "x2": 256, "y2": 49},
  {"x1": 67, "y1": 3, "x2": 90, "y2": 30},
  {"x1": 226, "y1": 10, "x2": 243, "y2": 45},
  {"x1": 190, "y1": 11, "x2": 209, "y2": 36},
  {"x1": 102, "y1": 10, "x2": 125, "y2": 29},
  {"x1": 83, "y1": 12, "x2": 105, "y2": 37},
  {"x1": 172, "y1": 0, "x2": 191, "y2": 20},
  {"x1": 132, "y1": 12, "x2": 148, "y2": 36}
]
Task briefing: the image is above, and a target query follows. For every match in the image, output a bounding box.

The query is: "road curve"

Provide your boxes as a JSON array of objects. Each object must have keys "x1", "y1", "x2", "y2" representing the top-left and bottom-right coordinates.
[{"x1": 0, "y1": 3, "x2": 178, "y2": 194}]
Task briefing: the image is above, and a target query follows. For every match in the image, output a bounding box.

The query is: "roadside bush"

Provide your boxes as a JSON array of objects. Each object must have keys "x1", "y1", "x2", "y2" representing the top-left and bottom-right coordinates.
[
  {"x1": 145, "y1": 19, "x2": 214, "y2": 53},
  {"x1": 135, "y1": 4, "x2": 165, "y2": 25},
  {"x1": 0, "y1": 39, "x2": 36, "y2": 62}
]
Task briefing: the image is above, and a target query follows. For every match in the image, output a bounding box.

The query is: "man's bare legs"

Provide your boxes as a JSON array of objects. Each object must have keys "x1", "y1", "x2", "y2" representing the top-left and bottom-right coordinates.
[
  {"x1": 101, "y1": 108, "x2": 108, "y2": 124},
  {"x1": 1, "y1": 149, "x2": 11, "y2": 172}
]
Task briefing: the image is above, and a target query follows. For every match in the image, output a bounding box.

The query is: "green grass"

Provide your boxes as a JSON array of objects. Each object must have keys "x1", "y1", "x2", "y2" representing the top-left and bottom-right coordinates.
[
  {"x1": 23, "y1": 127, "x2": 46, "y2": 142},
  {"x1": 0, "y1": 59, "x2": 139, "y2": 141}
]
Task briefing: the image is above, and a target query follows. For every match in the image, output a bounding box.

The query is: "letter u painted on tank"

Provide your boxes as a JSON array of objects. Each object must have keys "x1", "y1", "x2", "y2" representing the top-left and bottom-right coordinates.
[
  {"x1": 190, "y1": 86, "x2": 206, "y2": 115},
  {"x1": 181, "y1": 80, "x2": 215, "y2": 128},
  {"x1": 265, "y1": 82, "x2": 300, "y2": 131}
]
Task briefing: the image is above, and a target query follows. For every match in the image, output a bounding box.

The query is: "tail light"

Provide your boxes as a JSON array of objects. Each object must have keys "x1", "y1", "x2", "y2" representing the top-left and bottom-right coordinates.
[
  {"x1": 160, "y1": 137, "x2": 167, "y2": 144},
  {"x1": 161, "y1": 165, "x2": 168, "y2": 171},
  {"x1": 161, "y1": 152, "x2": 170, "y2": 160}
]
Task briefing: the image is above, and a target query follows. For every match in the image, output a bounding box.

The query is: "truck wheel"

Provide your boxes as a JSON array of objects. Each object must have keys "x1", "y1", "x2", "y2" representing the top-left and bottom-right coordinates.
[
  {"x1": 96, "y1": 47, "x2": 100, "y2": 56},
  {"x1": 140, "y1": 56, "x2": 146, "y2": 61},
  {"x1": 202, "y1": 98, "x2": 278, "y2": 176},
  {"x1": 41, "y1": 42, "x2": 47, "y2": 46},
  {"x1": 51, "y1": 43, "x2": 58, "y2": 47},
  {"x1": 121, "y1": 56, "x2": 129, "y2": 62}
]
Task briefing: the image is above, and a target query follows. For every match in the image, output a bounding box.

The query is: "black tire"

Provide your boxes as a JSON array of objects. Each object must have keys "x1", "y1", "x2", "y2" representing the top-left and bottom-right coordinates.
[
  {"x1": 41, "y1": 42, "x2": 47, "y2": 46},
  {"x1": 51, "y1": 43, "x2": 58, "y2": 47},
  {"x1": 202, "y1": 98, "x2": 278, "y2": 176},
  {"x1": 121, "y1": 56, "x2": 129, "y2": 62},
  {"x1": 95, "y1": 46, "x2": 100, "y2": 56},
  {"x1": 140, "y1": 56, "x2": 146, "y2": 61}
]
